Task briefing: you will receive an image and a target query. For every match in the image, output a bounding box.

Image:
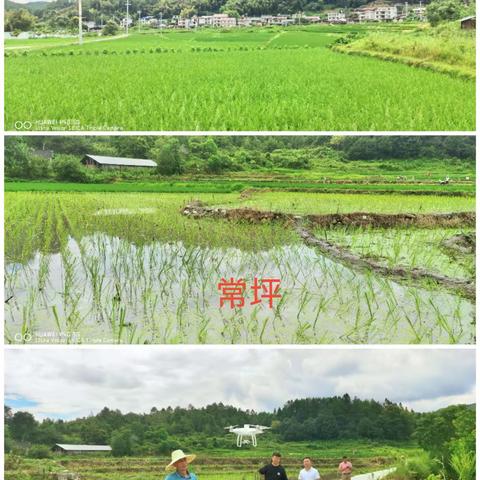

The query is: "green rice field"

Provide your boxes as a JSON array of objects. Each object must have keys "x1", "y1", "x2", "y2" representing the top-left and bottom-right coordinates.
[
  {"x1": 4, "y1": 27, "x2": 475, "y2": 131},
  {"x1": 4, "y1": 440, "x2": 417, "y2": 480},
  {"x1": 4, "y1": 190, "x2": 475, "y2": 345}
]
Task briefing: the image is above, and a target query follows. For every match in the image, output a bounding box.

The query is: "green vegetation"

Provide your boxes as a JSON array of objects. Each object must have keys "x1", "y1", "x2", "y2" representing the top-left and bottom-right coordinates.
[
  {"x1": 321, "y1": 227, "x2": 474, "y2": 279},
  {"x1": 4, "y1": 400, "x2": 474, "y2": 480},
  {"x1": 391, "y1": 405, "x2": 476, "y2": 480},
  {"x1": 4, "y1": 137, "x2": 476, "y2": 344},
  {"x1": 6, "y1": 180, "x2": 475, "y2": 194},
  {"x1": 4, "y1": 8, "x2": 36, "y2": 32},
  {"x1": 5, "y1": 135, "x2": 476, "y2": 185},
  {"x1": 221, "y1": 191, "x2": 475, "y2": 214},
  {"x1": 5, "y1": 27, "x2": 475, "y2": 131},
  {"x1": 4, "y1": 397, "x2": 416, "y2": 451},
  {"x1": 333, "y1": 22, "x2": 475, "y2": 78},
  {"x1": 426, "y1": 0, "x2": 473, "y2": 26},
  {"x1": 3, "y1": 446, "x2": 412, "y2": 480}
]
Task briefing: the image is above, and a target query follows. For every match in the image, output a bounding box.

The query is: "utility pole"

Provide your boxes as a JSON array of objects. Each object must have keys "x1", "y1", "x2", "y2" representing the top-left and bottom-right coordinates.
[
  {"x1": 125, "y1": 0, "x2": 131, "y2": 35},
  {"x1": 78, "y1": 0, "x2": 83, "y2": 44},
  {"x1": 138, "y1": 10, "x2": 141, "y2": 32}
]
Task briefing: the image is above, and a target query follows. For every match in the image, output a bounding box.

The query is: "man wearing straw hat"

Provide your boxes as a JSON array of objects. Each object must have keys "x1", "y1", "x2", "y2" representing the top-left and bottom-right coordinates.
[{"x1": 165, "y1": 449, "x2": 198, "y2": 479}]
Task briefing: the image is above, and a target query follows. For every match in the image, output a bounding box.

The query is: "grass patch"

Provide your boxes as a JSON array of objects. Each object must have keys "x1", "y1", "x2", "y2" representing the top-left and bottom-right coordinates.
[{"x1": 333, "y1": 24, "x2": 475, "y2": 79}]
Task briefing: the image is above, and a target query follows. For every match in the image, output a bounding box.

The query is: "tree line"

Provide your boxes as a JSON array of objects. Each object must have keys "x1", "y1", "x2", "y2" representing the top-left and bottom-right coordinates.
[
  {"x1": 4, "y1": 136, "x2": 475, "y2": 182},
  {"x1": 5, "y1": 395, "x2": 417, "y2": 456},
  {"x1": 5, "y1": 398, "x2": 474, "y2": 480}
]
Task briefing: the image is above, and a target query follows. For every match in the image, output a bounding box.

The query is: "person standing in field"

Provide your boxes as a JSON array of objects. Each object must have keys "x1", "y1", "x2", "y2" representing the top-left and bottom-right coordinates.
[
  {"x1": 338, "y1": 456, "x2": 353, "y2": 480},
  {"x1": 165, "y1": 449, "x2": 198, "y2": 479},
  {"x1": 298, "y1": 457, "x2": 320, "y2": 480},
  {"x1": 259, "y1": 452, "x2": 289, "y2": 480}
]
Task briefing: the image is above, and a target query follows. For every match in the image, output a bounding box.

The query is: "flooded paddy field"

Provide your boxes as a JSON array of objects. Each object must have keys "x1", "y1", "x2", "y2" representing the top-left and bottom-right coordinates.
[{"x1": 5, "y1": 191, "x2": 475, "y2": 344}]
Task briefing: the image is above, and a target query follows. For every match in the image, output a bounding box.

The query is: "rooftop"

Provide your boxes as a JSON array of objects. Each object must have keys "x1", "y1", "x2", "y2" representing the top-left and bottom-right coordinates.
[
  {"x1": 55, "y1": 444, "x2": 112, "y2": 452},
  {"x1": 84, "y1": 154, "x2": 157, "y2": 167}
]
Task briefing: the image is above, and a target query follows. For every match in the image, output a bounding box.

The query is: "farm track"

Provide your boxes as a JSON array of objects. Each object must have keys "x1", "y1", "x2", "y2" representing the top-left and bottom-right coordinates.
[{"x1": 182, "y1": 204, "x2": 476, "y2": 300}]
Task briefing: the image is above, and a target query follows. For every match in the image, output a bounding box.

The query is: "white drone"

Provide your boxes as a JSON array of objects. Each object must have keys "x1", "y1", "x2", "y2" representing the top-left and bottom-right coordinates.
[{"x1": 224, "y1": 424, "x2": 271, "y2": 447}]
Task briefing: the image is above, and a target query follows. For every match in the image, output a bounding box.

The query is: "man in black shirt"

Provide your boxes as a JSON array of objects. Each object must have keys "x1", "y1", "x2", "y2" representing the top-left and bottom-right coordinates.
[{"x1": 259, "y1": 452, "x2": 289, "y2": 480}]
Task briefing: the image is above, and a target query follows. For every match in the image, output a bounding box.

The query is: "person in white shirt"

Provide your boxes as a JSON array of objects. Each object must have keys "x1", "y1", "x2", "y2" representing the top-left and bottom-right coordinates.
[{"x1": 298, "y1": 457, "x2": 320, "y2": 480}]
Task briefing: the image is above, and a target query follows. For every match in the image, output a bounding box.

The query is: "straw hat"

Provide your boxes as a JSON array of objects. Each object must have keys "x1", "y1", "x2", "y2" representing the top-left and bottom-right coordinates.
[{"x1": 165, "y1": 449, "x2": 197, "y2": 471}]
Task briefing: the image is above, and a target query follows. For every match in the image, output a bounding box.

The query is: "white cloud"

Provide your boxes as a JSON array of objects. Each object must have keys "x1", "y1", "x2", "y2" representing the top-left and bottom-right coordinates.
[{"x1": 5, "y1": 348, "x2": 475, "y2": 420}]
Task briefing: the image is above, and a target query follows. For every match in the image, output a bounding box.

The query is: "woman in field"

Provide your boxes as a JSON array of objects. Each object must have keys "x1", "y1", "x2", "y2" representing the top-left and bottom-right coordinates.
[{"x1": 165, "y1": 449, "x2": 198, "y2": 479}]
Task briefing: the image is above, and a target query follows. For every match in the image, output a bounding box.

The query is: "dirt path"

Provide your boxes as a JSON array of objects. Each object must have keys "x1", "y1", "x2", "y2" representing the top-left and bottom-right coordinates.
[
  {"x1": 182, "y1": 204, "x2": 475, "y2": 229},
  {"x1": 5, "y1": 34, "x2": 128, "y2": 51},
  {"x1": 264, "y1": 31, "x2": 285, "y2": 47}
]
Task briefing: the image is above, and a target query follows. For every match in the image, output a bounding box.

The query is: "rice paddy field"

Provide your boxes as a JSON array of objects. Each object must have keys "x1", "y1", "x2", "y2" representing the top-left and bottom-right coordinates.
[
  {"x1": 4, "y1": 188, "x2": 475, "y2": 345},
  {"x1": 4, "y1": 26, "x2": 475, "y2": 131},
  {"x1": 4, "y1": 440, "x2": 417, "y2": 480}
]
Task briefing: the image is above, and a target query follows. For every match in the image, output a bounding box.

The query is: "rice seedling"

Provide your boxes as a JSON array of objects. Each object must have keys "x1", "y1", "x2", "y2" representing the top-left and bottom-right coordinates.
[
  {"x1": 223, "y1": 191, "x2": 475, "y2": 215},
  {"x1": 4, "y1": 191, "x2": 475, "y2": 344}
]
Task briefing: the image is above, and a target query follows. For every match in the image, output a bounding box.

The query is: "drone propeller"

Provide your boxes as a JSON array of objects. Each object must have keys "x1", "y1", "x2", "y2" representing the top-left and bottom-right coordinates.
[
  {"x1": 255, "y1": 425, "x2": 271, "y2": 430},
  {"x1": 224, "y1": 425, "x2": 238, "y2": 430}
]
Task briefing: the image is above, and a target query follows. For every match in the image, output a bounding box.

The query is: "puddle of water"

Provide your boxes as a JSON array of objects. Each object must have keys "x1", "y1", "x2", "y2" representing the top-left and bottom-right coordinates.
[
  {"x1": 94, "y1": 208, "x2": 157, "y2": 216},
  {"x1": 5, "y1": 234, "x2": 474, "y2": 344}
]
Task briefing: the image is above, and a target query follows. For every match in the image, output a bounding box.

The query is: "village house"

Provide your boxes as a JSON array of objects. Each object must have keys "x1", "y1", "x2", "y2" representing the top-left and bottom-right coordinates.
[
  {"x1": 237, "y1": 16, "x2": 254, "y2": 26},
  {"x1": 81, "y1": 154, "x2": 157, "y2": 169},
  {"x1": 411, "y1": 6, "x2": 427, "y2": 19},
  {"x1": 176, "y1": 13, "x2": 324, "y2": 28},
  {"x1": 460, "y1": 16, "x2": 476, "y2": 29},
  {"x1": 198, "y1": 14, "x2": 237, "y2": 27},
  {"x1": 177, "y1": 14, "x2": 237, "y2": 28},
  {"x1": 259, "y1": 15, "x2": 294, "y2": 26},
  {"x1": 139, "y1": 16, "x2": 163, "y2": 27},
  {"x1": 53, "y1": 444, "x2": 112, "y2": 455},
  {"x1": 355, "y1": 5, "x2": 397, "y2": 21},
  {"x1": 177, "y1": 17, "x2": 196, "y2": 28},
  {"x1": 327, "y1": 11, "x2": 347, "y2": 22},
  {"x1": 120, "y1": 17, "x2": 133, "y2": 27}
]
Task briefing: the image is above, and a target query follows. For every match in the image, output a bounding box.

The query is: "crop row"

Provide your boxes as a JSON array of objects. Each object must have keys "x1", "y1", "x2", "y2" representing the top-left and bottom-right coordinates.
[
  {"x1": 4, "y1": 192, "x2": 475, "y2": 345},
  {"x1": 5, "y1": 44, "x2": 315, "y2": 58}
]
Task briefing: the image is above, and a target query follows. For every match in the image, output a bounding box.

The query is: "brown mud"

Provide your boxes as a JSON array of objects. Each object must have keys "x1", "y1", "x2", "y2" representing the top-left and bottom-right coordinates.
[{"x1": 182, "y1": 204, "x2": 475, "y2": 229}]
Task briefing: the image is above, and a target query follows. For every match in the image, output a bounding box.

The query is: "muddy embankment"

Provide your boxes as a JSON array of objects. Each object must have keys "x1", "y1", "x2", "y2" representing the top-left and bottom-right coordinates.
[
  {"x1": 182, "y1": 204, "x2": 475, "y2": 229},
  {"x1": 182, "y1": 204, "x2": 475, "y2": 300}
]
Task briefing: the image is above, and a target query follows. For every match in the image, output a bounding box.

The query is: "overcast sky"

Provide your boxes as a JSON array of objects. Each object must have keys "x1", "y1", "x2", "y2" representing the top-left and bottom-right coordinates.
[{"x1": 5, "y1": 348, "x2": 475, "y2": 420}]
